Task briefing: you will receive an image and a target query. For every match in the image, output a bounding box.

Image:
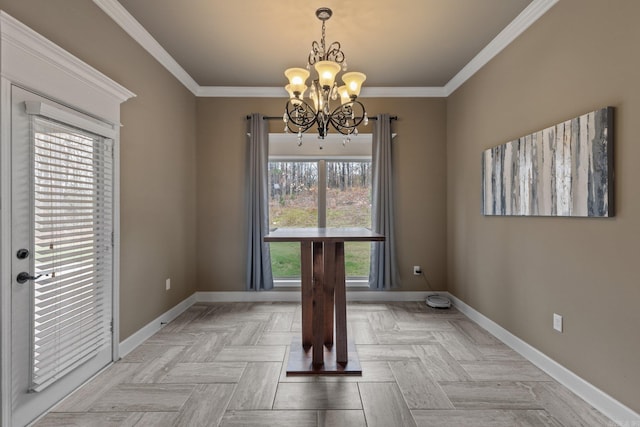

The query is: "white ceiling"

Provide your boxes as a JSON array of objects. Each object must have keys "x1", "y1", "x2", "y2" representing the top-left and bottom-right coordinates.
[{"x1": 95, "y1": 0, "x2": 558, "y2": 96}]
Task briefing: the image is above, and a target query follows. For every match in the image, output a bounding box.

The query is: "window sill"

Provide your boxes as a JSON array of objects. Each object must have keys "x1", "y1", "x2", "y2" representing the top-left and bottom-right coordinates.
[{"x1": 273, "y1": 279, "x2": 370, "y2": 288}]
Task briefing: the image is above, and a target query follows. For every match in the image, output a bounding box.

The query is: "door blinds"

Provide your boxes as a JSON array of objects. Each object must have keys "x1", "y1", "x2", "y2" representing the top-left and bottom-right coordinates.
[{"x1": 29, "y1": 114, "x2": 113, "y2": 392}]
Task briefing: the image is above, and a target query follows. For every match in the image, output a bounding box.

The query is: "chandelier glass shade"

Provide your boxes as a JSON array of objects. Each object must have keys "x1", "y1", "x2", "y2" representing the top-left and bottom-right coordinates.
[{"x1": 283, "y1": 7, "x2": 368, "y2": 145}]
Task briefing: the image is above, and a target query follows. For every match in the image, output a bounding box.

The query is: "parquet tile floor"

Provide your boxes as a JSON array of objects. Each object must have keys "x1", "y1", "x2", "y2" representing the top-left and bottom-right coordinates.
[{"x1": 35, "y1": 302, "x2": 614, "y2": 426}]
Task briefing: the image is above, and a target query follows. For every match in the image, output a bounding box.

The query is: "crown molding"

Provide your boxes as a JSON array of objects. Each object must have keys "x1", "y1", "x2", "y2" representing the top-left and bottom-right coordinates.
[
  {"x1": 94, "y1": 0, "x2": 557, "y2": 99},
  {"x1": 196, "y1": 86, "x2": 447, "y2": 98},
  {"x1": 1, "y1": 11, "x2": 135, "y2": 105},
  {"x1": 92, "y1": 0, "x2": 200, "y2": 95},
  {"x1": 361, "y1": 87, "x2": 447, "y2": 98},
  {"x1": 444, "y1": 0, "x2": 559, "y2": 96},
  {"x1": 196, "y1": 86, "x2": 286, "y2": 97}
]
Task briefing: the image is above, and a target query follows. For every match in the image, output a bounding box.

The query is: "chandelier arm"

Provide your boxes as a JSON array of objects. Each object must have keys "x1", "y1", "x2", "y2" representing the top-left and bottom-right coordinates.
[
  {"x1": 308, "y1": 41, "x2": 321, "y2": 66},
  {"x1": 285, "y1": 99, "x2": 317, "y2": 134},
  {"x1": 328, "y1": 101, "x2": 366, "y2": 135},
  {"x1": 325, "y1": 42, "x2": 344, "y2": 64}
]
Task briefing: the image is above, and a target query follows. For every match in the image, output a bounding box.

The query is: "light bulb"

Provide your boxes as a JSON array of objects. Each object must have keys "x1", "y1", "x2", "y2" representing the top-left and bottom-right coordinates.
[
  {"x1": 338, "y1": 85, "x2": 350, "y2": 105},
  {"x1": 285, "y1": 68, "x2": 310, "y2": 96},
  {"x1": 341, "y1": 72, "x2": 366, "y2": 98},
  {"x1": 314, "y1": 61, "x2": 341, "y2": 88}
]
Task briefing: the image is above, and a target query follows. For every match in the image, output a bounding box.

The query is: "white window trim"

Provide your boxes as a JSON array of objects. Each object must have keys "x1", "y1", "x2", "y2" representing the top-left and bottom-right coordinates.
[
  {"x1": 24, "y1": 100, "x2": 118, "y2": 139},
  {"x1": 269, "y1": 132, "x2": 372, "y2": 159},
  {"x1": 274, "y1": 278, "x2": 370, "y2": 289},
  {"x1": 0, "y1": 12, "x2": 135, "y2": 425}
]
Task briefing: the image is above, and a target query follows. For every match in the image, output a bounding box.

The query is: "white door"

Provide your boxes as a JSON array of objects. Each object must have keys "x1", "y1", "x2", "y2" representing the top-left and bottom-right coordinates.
[{"x1": 10, "y1": 86, "x2": 114, "y2": 426}]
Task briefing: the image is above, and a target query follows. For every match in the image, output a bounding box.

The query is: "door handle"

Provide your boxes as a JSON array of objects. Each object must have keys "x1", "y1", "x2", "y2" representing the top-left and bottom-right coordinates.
[{"x1": 16, "y1": 272, "x2": 42, "y2": 284}]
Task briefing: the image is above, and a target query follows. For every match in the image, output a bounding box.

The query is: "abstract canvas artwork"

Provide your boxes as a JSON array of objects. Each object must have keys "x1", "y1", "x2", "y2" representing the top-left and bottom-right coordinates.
[{"x1": 482, "y1": 107, "x2": 614, "y2": 217}]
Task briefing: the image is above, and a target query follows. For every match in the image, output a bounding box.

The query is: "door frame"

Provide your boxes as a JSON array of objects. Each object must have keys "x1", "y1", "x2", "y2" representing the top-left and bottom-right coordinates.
[{"x1": 0, "y1": 12, "x2": 134, "y2": 426}]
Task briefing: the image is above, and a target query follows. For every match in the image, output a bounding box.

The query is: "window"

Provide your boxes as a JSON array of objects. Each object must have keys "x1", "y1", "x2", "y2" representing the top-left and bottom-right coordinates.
[{"x1": 268, "y1": 134, "x2": 372, "y2": 286}]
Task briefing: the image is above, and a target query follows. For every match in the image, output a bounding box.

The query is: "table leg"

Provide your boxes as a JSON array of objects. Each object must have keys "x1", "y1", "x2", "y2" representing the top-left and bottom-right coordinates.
[
  {"x1": 323, "y1": 242, "x2": 336, "y2": 347},
  {"x1": 300, "y1": 241, "x2": 313, "y2": 348},
  {"x1": 312, "y1": 241, "x2": 324, "y2": 366},
  {"x1": 334, "y1": 242, "x2": 348, "y2": 364}
]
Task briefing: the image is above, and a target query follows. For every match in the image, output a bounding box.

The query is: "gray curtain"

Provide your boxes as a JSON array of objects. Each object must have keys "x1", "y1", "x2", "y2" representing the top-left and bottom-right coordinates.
[
  {"x1": 246, "y1": 113, "x2": 273, "y2": 291},
  {"x1": 369, "y1": 114, "x2": 400, "y2": 290}
]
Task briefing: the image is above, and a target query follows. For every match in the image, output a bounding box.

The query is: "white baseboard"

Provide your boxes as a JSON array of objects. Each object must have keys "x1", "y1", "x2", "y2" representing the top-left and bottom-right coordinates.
[
  {"x1": 448, "y1": 293, "x2": 640, "y2": 426},
  {"x1": 195, "y1": 290, "x2": 441, "y2": 303},
  {"x1": 118, "y1": 293, "x2": 197, "y2": 358}
]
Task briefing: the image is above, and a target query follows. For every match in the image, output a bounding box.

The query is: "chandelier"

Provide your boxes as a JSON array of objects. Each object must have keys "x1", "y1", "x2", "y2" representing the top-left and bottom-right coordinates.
[{"x1": 283, "y1": 7, "x2": 368, "y2": 145}]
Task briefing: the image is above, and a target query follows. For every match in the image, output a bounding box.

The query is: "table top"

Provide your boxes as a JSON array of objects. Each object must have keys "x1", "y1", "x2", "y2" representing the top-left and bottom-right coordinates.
[{"x1": 264, "y1": 227, "x2": 385, "y2": 243}]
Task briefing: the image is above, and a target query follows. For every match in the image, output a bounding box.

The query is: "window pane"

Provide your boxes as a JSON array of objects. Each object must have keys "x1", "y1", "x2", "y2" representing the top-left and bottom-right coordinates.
[
  {"x1": 326, "y1": 161, "x2": 372, "y2": 278},
  {"x1": 268, "y1": 161, "x2": 317, "y2": 278},
  {"x1": 269, "y1": 241, "x2": 300, "y2": 278},
  {"x1": 268, "y1": 161, "x2": 318, "y2": 228}
]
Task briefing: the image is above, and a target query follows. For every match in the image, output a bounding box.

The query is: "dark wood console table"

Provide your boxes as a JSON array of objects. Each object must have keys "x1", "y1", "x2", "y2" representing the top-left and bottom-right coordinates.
[{"x1": 264, "y1": 227, "x2": 384, "y2": 375}]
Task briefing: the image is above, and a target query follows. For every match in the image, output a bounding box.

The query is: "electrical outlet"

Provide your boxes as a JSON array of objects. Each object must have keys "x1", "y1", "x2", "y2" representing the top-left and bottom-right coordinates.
[
  {"x1": 166, "y1": 278, "x2": 171, "y2": 291},
  {"x1": 553, "y1": 313, "x2": 563, "y2": 332},
  {"x1": 413, "y1": 266, "x2": 422, "y2": 275}
]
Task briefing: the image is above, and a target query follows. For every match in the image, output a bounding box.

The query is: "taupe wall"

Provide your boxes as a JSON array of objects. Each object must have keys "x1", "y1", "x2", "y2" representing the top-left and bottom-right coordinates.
[
  {"x1": 447, "y1": 0, "x2": 640, "y2": 413},
  {"x1": 196, "y1": 97, "x2": 447, "y2": 292},
  {"x1": 0, "y1": 1, "x2": 198, "y2": 340}
]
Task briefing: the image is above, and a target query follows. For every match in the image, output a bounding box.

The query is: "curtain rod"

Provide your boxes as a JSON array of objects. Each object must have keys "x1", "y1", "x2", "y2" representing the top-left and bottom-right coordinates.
[{"x1": 246, "y1": 115, "x2": 398, "y2": 121}]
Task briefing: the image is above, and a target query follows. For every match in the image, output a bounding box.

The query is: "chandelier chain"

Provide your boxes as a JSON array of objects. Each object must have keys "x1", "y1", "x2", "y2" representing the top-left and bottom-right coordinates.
[{"x1": 321, "y1": 19, "x2": 326, "y2": 57}]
